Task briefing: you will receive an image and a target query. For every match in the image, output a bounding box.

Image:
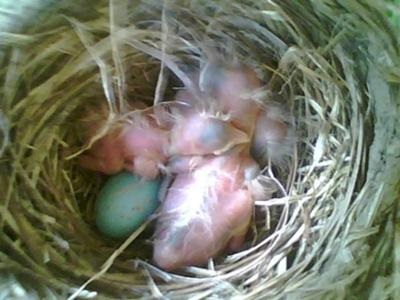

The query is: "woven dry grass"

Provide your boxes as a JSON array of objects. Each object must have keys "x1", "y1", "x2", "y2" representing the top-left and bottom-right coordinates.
[{"x1": 0, "y1": 0, "x2": 399, "y2": 299}]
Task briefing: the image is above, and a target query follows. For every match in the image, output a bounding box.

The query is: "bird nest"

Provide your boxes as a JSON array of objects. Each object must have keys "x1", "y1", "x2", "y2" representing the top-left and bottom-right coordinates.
[{"x1": 1, "y1": 1, "x2": 399, "y2": 299}]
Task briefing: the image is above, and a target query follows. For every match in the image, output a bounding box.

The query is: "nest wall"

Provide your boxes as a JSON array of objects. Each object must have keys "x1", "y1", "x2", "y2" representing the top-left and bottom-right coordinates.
[{"x1": 0, "y1": 1, "x2": 399, "y2": 299}]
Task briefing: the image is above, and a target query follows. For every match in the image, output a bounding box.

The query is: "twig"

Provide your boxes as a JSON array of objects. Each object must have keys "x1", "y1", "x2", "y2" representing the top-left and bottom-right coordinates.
[{"x1": 154, "y1": 2, "x2": 171, "y2": 105}]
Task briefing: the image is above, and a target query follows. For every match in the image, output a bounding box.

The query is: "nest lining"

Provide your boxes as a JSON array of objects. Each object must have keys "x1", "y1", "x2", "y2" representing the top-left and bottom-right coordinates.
[{"x1": 0, "y1": 0, "x2": 399, "y2": 299}]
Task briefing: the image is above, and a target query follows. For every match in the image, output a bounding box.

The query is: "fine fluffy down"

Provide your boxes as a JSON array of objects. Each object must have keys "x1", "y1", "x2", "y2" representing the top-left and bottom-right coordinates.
[
  {"x1": 179, "y1": 64, "x2": 263, "y2": 137},
  {"x1": 251, "y1": 104, "x2": 295, "y2": 165},
  {"x1": 153, "y1": 149, "x2": 267, "y2": 270},
  {"x1": 208, "y1": 65, "x2": 262, "y2": 136}
]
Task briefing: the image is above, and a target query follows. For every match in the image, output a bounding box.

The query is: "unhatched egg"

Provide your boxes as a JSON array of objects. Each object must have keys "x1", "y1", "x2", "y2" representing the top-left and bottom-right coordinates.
[{"x1": 95, "y1": 172, "x2": 161, "y2": 239}]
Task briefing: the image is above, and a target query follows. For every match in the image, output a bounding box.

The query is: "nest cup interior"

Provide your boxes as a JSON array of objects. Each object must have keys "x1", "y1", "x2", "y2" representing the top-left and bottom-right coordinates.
[{"x1": 1, "y1": 1, "x2": 399, "y2": 299}]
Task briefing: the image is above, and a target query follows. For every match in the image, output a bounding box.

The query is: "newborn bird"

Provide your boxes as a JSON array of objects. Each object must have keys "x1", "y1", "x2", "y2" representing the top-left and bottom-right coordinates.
[
  {"x1": 168, "y1": 64, "x2": 263, "y2": 156},
  {"x1": 200, "y1": 64, "x2": 262, "y2": 137},
  {"x1": 78, "y1": 107, "x2": 170, "y2": 179},
  {"x1": 168, "y1": 108, "x2": 249, "y2": 156},
  {"x1": 251, "y1": 104, "x2": 294, "y2": 165},
  {"x1": 79, "y1": 101, "x2": 249, "y2": 178},
  {"x1": 200, "y1": 64, "x2": 294, "y2": 164},
  {"x1": 153, "y1": 147, "x2": 261, "y2": 270}
]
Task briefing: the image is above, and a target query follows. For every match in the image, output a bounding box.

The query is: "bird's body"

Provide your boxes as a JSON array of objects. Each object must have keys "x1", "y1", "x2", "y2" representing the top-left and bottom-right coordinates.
[
  {"x1": 169, "y1": 109, "x2": 249, "y2": 156},
  {"x1": 79, "y1": 109, "x2": 170, "y2": 179},
  {"x1": 79, "y1": 99, "x2": 250, "y2": 178},
  {"x1": 153, "y1": 149, "x2": 258, "y2": 270},
  {"x1": 251, "y1": 104, "x2": 294, "y2": 165},
  {"x1": 210, "y1": 66, "x2": 262, "y2": 136}
]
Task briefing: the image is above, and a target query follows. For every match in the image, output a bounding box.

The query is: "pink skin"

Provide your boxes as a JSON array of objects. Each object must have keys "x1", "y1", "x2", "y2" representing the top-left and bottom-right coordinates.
[
  {"x1": 169, "y1": 110, "x2": 249, "y2": 156},
  {"x1": 173, "y1": 66, "x2": 262, "y2": 148},
  {"x1": 200, "y1": 65, "x2": 293, "y2": 163},
  {"x1": 206, "y1": 66, "x2": 262, "y2": 137},
  {"x1": 169, "y1": 67, "x2": 262, "y2": 156},
  {"x1": 79, "y1": 65, "x2": 261, "y2": 178},
  {"x1": 79, "y1": 109, "x2": 170, "y2": 180},
  {"x1": 153, "y1": 149, "x2": 259, "y2": 270},
  {"x1": 167, "y1": 155, "x2": 204, "y2": 174},
  {"x1": 120, "y1": 123, "x2": 170, "y2": 179},
  {"x1": 78, "y1": 129, "x2": 125, "y2": 175},
  {"x1": 79, "y1": 101, "x2": 249, "y2": 178}
]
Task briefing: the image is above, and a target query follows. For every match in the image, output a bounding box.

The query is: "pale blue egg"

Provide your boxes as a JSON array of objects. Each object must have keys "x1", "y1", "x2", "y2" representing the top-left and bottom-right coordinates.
[{"x1": 95, "y1": 172, "x2": 161, "y2": 239}]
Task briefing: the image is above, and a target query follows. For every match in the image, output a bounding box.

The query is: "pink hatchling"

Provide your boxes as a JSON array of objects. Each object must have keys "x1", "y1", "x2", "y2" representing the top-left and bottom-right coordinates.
[
  {"x1": 79, "y1": 101, "x2": 250, "y2": 178},
  {"x1": 200, "y1": 64, "x2": 262, "y2": 137},
  {"x1": 78, "y1": 106, "x2": 170, "y2": 180},
  {"x1": 153, "y1": 148, "x2": 261, "y2": 270}
]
